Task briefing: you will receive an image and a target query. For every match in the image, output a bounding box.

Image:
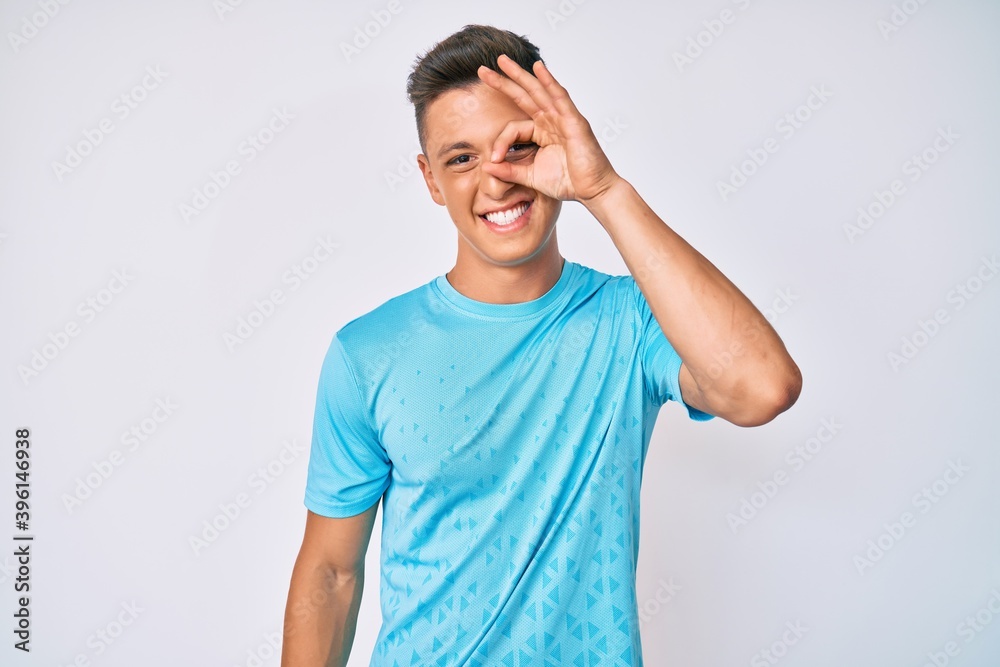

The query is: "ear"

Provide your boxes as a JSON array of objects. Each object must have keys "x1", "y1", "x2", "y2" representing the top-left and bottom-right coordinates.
[{"x1": 417, "y1": 154, "x2": 446, "y2": 207}]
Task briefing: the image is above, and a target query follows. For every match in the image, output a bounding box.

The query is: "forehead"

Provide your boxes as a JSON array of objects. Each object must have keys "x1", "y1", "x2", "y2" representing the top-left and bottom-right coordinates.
[{"x1": 424, "y1": 82, "x2": 529, "y2": 154}]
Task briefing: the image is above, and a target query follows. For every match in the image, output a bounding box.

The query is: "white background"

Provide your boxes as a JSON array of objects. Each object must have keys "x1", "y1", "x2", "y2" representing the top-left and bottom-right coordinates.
[{"x1": 2, "y1": 1, "x2": 999, "y2": 665}]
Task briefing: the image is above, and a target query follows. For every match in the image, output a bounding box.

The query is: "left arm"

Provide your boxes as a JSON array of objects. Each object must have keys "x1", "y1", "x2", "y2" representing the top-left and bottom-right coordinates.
[
  {"x1": 477, "y1": 55, "x2": 802, "y2": 426},
  {"x1": 581, "y1": 178, "x2": 801, "y2": 426}
]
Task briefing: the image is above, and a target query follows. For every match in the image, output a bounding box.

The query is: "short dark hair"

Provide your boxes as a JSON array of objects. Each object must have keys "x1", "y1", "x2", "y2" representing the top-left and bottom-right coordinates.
[{"x1": 406, "y1": 24, "x2": 544, "y2": 155}]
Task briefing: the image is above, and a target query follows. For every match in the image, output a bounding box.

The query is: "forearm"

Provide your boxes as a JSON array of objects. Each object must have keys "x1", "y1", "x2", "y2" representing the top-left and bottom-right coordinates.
[
  {"x1": 582, "y1": 177, "x2": 801, "y2": 417},
  {"x1": 281, "y1": 560, "x2": 365, "y2": 667}
]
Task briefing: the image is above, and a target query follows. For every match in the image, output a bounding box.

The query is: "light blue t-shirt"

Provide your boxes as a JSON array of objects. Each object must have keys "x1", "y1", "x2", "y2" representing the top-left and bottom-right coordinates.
[{"x1": 304, "y1": 258, "x2": 713, "y2": 667}]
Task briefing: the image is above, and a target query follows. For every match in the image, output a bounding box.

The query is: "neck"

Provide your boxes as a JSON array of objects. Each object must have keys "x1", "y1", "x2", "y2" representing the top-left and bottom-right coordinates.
[{"x1": 445, "y1": 242, "x2": 564, "y2": 305}]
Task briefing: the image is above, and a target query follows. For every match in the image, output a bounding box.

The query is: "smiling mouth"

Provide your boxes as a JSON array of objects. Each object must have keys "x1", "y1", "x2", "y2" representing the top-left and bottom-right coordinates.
[{"x1": 479, "y1": 200, "x2": 532, "y2": 226}]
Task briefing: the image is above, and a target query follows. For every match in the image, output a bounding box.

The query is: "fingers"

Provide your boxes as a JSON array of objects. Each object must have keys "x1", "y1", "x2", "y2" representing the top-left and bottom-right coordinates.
[
  {"x1": 482, "y1": 118, "x2": 535, "y2": 188},
  {"x1": 477, "y1": 64, "x2": 542, "y2": 117},
  {"x1": 479, "y1": 55, "x2": 583, "y2": 124},
  {"x1": 495, "y1": 54, "x2": 557, "y2": 114},
  {"x1": 489, "y1": 120, "x2": 535, "y2": 163},
  {"x1": 531, "y1": 59, "x2": 582, "y2": 118}
]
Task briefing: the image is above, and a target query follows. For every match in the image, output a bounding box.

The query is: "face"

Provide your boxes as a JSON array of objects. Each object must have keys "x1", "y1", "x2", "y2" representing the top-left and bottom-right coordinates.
[{"x1": 416, "y1": 82, "x2": 562, "y2": 268}]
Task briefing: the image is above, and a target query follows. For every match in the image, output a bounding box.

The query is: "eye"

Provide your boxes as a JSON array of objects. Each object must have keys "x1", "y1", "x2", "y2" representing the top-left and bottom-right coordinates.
[
  {"x1": 507, "y1": 142, "x2": 537, "y2": 156},
  {"x1": 447, "y1": 154, "x2": 472, "y2": 166}
]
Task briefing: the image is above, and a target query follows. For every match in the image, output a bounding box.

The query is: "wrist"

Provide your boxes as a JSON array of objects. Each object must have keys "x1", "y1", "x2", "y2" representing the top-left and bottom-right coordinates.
[{"x1": 580, "y1": 174, "x2": 631, "y2": 219}]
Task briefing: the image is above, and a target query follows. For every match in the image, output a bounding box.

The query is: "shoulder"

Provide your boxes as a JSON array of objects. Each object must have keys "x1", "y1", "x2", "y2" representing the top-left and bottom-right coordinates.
[
  {"x1": 566, "y1": 260, "x2": 635, "y2": 308},
  {"x1": 565, "y1": 259, "x2": 622, "y2": 290},
  {"x1": 333, "y1": 277, "x2": 437, "y2": 357}
]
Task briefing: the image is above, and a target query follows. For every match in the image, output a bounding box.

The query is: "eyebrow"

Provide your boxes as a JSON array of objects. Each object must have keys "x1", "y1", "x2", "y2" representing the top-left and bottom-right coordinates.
[{"x1": 437, "y1": 141, "x2": 476, "y2": 159}]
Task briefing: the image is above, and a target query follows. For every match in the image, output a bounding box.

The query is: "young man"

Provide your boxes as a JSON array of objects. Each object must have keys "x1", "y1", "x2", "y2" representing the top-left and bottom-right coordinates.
[{"x1": 282, "y1": 24, "x2": 801, "y2": 667}]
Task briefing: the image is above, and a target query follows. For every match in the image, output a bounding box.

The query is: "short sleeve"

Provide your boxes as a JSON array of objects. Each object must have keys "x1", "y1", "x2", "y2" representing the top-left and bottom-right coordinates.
[
  {"x1": 627, "y1": 276, "x2": 715, "y2": 421},
  {"x1": 304, "y1": 334, "x2": 392, "y2": 517}
]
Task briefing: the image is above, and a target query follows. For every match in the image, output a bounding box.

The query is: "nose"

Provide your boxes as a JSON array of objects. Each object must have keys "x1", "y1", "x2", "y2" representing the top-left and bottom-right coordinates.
[{"x1": 477, "y1": 163, "x2": 518, "y2": 201}]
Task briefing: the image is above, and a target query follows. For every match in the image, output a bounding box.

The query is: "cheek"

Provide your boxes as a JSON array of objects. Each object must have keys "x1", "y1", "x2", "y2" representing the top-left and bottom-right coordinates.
[
  {"x1": 440, "y1": 176, "x2": 477, "y2": 217},
  {"x1": 539, "y1": 197, "x2": 561, "y2": 221},
  {"x1": 447, "y1": 175, "x2": 477, "y2": 209}
]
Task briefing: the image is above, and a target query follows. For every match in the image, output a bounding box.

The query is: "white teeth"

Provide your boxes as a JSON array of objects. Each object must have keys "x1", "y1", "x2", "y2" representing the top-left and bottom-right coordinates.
[{"x1": 484, "y1": 202, "x2": 529, "y2": 225}]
